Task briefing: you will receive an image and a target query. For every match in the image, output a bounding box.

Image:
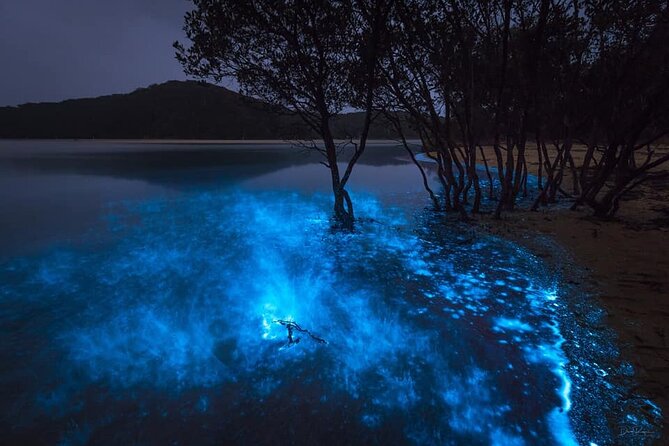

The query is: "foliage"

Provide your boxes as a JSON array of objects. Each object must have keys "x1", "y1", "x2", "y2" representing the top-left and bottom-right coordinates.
[{"x1": 176, "y1": 0, "x2": 395, "y2": 227}]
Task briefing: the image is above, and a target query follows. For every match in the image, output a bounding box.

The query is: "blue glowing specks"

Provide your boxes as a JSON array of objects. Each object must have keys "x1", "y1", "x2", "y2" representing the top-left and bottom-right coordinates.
[
  {"x1": 494, "y1": 317, "x2": 533, "y2": 333},
  {"x1": 0, "y1": 188, "x2": 632, "y2": 444}
]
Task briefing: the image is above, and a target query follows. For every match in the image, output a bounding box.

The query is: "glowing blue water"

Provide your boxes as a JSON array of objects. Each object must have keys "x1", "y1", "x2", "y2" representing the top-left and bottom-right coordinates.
[{"x1": 0, "y1": 153, "x2": 662, "y2": 444}]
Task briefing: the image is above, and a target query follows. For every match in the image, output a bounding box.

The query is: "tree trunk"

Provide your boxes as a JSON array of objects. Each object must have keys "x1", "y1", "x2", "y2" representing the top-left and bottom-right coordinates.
[{"x1": 321, "y1": 118, "x2": 354, "y2": 229}]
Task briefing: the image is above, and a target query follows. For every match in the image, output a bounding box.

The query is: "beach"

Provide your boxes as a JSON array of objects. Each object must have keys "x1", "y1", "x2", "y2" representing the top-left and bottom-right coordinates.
[{"x1": 475, "y1": 144, "x2": 669, "y2": 437}]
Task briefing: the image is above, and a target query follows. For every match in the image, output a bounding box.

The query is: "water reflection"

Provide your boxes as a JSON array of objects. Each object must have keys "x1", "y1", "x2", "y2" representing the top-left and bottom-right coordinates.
[{"x1": 0, "y1": 141, "x2": 409, "y2": 257}]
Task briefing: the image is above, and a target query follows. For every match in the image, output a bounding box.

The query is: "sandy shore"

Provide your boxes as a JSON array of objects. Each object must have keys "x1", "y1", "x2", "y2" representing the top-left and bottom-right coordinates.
[{"x1": 473, "y1": 145, "x2": 669, "y2": 438}]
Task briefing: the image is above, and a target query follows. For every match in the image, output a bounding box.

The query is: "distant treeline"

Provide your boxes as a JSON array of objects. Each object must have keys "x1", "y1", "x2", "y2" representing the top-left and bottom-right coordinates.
[{"x1": 0, "y1": 81, "x2": 417, "y2": 140}]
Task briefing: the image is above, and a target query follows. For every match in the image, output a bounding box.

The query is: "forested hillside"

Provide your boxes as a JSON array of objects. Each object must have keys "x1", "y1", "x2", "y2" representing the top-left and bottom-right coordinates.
[{"x1": 0, "y1": 81, "x2": 411, "y2": 140}]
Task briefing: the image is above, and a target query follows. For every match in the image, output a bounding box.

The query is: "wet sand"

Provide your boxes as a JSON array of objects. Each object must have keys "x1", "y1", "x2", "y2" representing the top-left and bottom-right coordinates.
[{"x1": 475, "y1": 144, "x2": 669, "y2": 439}]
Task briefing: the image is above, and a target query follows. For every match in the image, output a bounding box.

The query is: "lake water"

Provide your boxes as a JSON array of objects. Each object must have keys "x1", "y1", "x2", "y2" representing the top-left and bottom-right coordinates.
[{"x1": 0, "y1": 141, "x2": 662, "y2": 445}]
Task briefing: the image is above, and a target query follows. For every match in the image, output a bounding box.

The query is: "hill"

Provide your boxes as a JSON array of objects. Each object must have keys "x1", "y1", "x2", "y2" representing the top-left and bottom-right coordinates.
[{"x1": 0, "y1": 81, "x2": 414, "y2": 140}]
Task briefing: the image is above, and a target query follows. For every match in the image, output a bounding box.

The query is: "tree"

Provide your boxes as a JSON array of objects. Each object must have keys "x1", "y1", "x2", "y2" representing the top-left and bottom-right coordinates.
[
  {"x1": 376, "y1": 0, "x2": 471, "y2": 216},
  {"x1": 176, "y1": 0, "x2": 669, "y2": 221},
  {"x1": 531, "y1": 0, "x2": 669, "y2": 217},
  {"x1": 378, "y1": 0, "x2": 669, "y2": 219},
  {"x1": 175, "y1": 0, "x2": 391, "y2": 228},
  {"x1": 569, "y1": 0, "x2": 669, "y2": 217}
]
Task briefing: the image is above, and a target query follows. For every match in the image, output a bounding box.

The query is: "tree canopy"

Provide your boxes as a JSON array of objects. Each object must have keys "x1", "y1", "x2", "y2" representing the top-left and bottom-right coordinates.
[{"x1": 176, "y1": 0, "x2": 669, "y2": 220}]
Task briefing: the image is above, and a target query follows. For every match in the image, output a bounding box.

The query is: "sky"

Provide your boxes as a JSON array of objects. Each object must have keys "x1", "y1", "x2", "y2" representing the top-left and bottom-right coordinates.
[{"x1": 0, "y1": 0, "x2": 227, "y2": 106}]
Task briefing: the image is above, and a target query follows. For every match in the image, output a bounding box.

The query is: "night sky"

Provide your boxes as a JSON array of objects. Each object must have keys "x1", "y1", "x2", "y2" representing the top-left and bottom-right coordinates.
[{"x1": 0, "y1": 0, "x2": 213, "y2": 106}]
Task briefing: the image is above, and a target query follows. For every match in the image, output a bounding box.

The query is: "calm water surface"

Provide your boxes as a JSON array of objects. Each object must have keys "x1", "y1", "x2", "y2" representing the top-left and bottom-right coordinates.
[{"x1": 0, "y1": 141, "x2": 662, "y2": 445}]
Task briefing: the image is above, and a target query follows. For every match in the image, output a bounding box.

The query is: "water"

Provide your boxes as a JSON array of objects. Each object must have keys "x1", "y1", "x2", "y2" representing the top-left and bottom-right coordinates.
[{"x1": 0, "y1": 141, "x2": 662, "y2": 445}]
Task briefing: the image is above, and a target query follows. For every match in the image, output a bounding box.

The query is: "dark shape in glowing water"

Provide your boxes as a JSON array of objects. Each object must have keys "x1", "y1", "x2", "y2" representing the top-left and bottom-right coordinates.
[{"x1": 0, "y1": 188, "x2": 661, "y2": 445}]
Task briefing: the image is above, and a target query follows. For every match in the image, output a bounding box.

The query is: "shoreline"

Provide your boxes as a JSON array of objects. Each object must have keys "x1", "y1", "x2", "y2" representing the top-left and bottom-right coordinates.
[
  {"x1": 473, "y1": 205, "x2": 669, "y2": 441},
  {"x1": 2, "y1": 137, "x2": 667, "y2": 437},
  {"x1": 469, "y1": 144, "x2": 669, "y2": 441}
]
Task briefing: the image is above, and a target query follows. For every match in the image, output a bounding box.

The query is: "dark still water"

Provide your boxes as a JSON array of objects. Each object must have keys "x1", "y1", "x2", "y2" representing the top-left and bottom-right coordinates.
[{"x1": 0, "y1": 141, "x2": 662, "y2": 445}]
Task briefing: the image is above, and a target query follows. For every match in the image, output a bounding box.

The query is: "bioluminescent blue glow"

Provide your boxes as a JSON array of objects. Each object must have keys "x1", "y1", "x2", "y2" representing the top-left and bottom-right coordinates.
[{"x1": 0, "y1": 186, "x2": 661, "y2": 445}]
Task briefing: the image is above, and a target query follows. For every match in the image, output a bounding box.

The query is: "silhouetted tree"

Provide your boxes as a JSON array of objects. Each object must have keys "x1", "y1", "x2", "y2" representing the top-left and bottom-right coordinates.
[
  {"x1": 175, "y1": 0, "x2": 392, "y2": 228},
  {"x1": 375, "y1": 0, "x2": 469, "y2": 216},
  {"x1": 175, "y1": 0, "x2": 669, "y2": 220},
  {"x1": 568, "y1": 0, "x2": 669, "y2": 217},
  {"x1": 378, "y1": 0, "x2": 669, "y2": 218}
]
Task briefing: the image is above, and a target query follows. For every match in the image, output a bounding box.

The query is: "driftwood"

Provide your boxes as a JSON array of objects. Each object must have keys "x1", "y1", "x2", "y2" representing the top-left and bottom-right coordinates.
[{"x1": 275, "y1": 320, "x2": 327, "y2": 346}]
